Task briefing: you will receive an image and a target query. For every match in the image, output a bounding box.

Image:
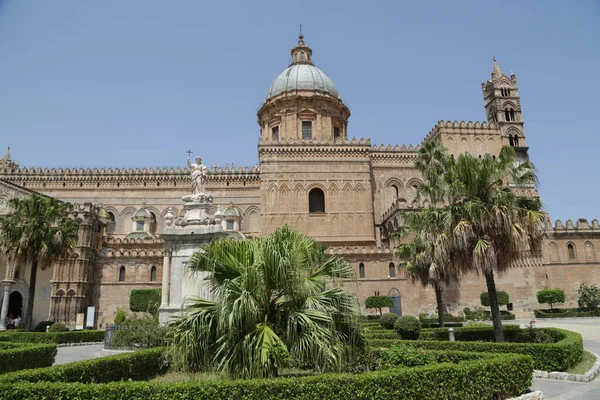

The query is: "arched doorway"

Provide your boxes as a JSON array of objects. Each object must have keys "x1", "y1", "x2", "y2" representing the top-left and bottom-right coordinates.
[
  {"x1": 388, "y1": 288, "x2": 402, "y2": 317},
  {"x1": 8, "y1": 291, "x2": 23, "y2": 320}
]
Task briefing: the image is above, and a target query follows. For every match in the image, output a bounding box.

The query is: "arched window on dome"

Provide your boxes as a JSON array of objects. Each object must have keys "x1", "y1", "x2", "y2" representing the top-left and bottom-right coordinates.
[
  {"x1": 272, "y1": 126, "x2": 279, "y2": 142},
  {"x1": 308, "y1": 188, "x2": 325, "y2": 213},
  {"x1": 300, "y1": 52, "x2": 305, "y2": 61},
  {"x1": 302, "y1": 121, "x2": 312, "y2": 140}
]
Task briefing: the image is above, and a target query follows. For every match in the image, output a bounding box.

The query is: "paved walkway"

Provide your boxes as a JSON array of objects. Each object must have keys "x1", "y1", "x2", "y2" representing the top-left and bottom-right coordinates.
[
  {"x1": 512, "y1": 318, "x2": 600, "y2": 400},
  {"x1": 53, "y1": 344, "x2": 105, "y2": 365}
]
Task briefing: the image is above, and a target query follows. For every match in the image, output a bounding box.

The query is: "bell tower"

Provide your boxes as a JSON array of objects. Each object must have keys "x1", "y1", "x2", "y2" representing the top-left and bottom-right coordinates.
[{"x1": 482, "y1": 58, "x2": 527, "y2": 149}]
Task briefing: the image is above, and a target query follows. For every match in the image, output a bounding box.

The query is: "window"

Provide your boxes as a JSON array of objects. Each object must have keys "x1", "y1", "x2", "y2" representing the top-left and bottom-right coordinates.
[
  {"x1": 359, "y1": 263, "x2": 365, "y2": 278},
  {"x1": 334, "y1": 126, "x2": 340, "y2": 141},
  {"x1": 568, "y1": 243, "x2": 576, "y2": 260},
  {"x1": 136, "y1": 221, "x2": 144, "y2": 231},
  {"x1": 150, "y1": 212, "x2": 157, "y2": 234},
  {"x1": 513, "y1": 135, "x2": 520, "y2": 147},
  {"x1": 509, "y1": 108, "x2": 515, "y2": 121},
  {"x1": 308, "y1": 188, "x2": 325, "y2": 213},
  {"x1": 150, "y1": 266, "x2": 157, "y2": 282},
  {"x1": 501, "y1": 88, "x2": 511, "y2": 96},
  {"x1": 119, "y1": 266, "x2": 126, "y2": 282},
  {"x1": 504, "y1": 108, "x2": 510, "y2": 121},
  {"x1": 509, "y1": 135, "x2": 514, "y2": 146},
  {"x1": 389, "y1": 262, "x2": 396, "y2": 278},
  {"x1": 107, "y1": 212, "x2": 116, "y2": 234},
  {"x1": 272, "y1": 126, "x2": 279, "y2": 141},
  {"x1": 226, "y1": 220, "x2": 234, "y2": 230},
  {"x1": 392, "y1": 184, "x2": 399, "y2": 201},
  {"x1": 302, "y1": 121, "x2": 312, "y2": 140}
]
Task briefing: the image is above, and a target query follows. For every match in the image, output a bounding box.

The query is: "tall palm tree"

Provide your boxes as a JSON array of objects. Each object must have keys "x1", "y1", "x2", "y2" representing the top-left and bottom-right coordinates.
[
  {"x1": 0, "y1": 195, "x2": 79, "y2": 328},
  {"x1": 446, "y1": 147, "x2": 545, "y2": 342},
  {"x1": 168, "y1": 225, "x2": 364, "y2": 379}
]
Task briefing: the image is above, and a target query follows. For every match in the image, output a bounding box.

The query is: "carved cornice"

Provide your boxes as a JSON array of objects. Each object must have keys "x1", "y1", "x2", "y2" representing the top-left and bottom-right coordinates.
[
  {"x1": 325, "y1": 246, "x2": 394, "y2": 256},
  {"x1": 259, "y1": 138, "x2": 372, "y2": 158}
]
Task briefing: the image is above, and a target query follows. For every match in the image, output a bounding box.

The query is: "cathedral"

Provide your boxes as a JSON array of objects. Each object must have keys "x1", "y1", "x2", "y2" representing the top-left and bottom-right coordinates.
[{"x1": 0, "y1": 34, "x2": 599, "y2": 329}]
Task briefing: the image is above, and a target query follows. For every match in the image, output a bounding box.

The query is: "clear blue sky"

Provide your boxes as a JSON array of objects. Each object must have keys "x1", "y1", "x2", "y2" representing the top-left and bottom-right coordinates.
[{"x1": 0, "y1": 1, "x2": 598, "y2": 221}]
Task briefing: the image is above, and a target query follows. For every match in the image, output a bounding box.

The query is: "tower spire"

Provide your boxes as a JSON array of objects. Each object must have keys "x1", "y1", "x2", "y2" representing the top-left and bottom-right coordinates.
[{"x1": 491, "y1": 57, "x2": 503, "y2": 79}]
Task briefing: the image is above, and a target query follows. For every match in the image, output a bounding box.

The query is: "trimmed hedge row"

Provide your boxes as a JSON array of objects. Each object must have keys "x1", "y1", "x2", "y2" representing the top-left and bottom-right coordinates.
[
  {"x1": 0, "y1": 330, "x2": 104, "y2": 344},
  {"x1": 0, "y1": 342, "x2": 57, "y2": 374},
  {"x1": 0, "y1": 353, "x2": 534, "y2": 400},
  {"x1": 534, "y1": 308, "x2": 600, "y2": 318},
  {"x1": 421, "y1": 322, "x2": 463, "y2": 329},
  {"x1": 0, "y1": 347, "x2": 166, "y2": 384},
  {"x1": 418, "y1": 325, "x2": 522, "y2": 341},
  {"x1": 368, "y1": 327, "x2": 583, "y2": 372}
]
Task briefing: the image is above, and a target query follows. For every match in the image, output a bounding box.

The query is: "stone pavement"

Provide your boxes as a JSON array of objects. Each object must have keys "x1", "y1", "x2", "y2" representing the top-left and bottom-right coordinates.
[
  {"x1": 512, "y1": 317, "x2": 600, "y2": 400},
  {"x1": 53, "y1": 344, "x2": 104, "y2": 365}
]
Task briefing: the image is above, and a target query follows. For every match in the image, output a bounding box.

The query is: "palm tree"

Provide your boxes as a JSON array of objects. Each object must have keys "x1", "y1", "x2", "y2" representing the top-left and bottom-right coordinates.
[
  {"x1": 168, "y1": 225, "x2": 364, "y2": 379},
  {"x1": 446, "y1": 147, "x2": 545, "y2": 342},
  {"x1": 0, "y1": 195, "x2": 79, "y2": 328},
  {"x1": 396, "y1": 207, "x2": 459, "y2": 328}
]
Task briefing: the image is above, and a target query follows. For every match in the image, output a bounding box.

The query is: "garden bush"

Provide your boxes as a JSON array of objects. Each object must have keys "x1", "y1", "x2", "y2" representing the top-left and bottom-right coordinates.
[
  {"x1": 394, "y1": 316, "x2": 421, "y2": 340},
  {"x1": 0, "y1": 347, "x2": 167, "y2": 384},
  {"x1": 364, "y1": 296, "x2": 394, "y2": 316},
  {"x1": 378, "y1": 345, "x2": 436, "y2": 368},
  {"x1": 534, "y1": 308, "x2": 600, "y2": 318},
  {"x1": 363, "y1": 331, "x2": 399, "y2": 340},
  {"x1": 480, "y1": 291, "x2": 509, "y2": 307},
  {"x1": 111, "y1": 319, "x2": 166, "y2": 350},
  {"x1": 49, "y1": 323, "x2": 69, "y2": 332},
  {"x1": 577, "y1": 283, "x2": 600, "y2": 309},
  {"x1": 421, "y1": 322, "x2": 463, "y2": 329},
  {"x1": 419, "y1": 314, "x2": 464, "y2": 323},
  {"x1": 368, "y1": 326, "x2": 583, "y2": 372},
  {"x1": 0, "y1": 353, "x2": 534, "y2": 400},
  {"x1": 0, "y1": 330, "x2": 104, "y2": 344},
  {"x1": 33, "y1": 321, "x2": 54, "y2": 332},
  {"x1": 379, "y1": 313, "x2": 398, "y2": 329},
  {"x1": 0, "y1": 342, "x2": 56, "y2": 374},
  {"x1": 536, "y1": 288, "x2": 565, "y2": 310},
  {"x1": 130, "y1": 289, "x2": 161, "y2": 314}
]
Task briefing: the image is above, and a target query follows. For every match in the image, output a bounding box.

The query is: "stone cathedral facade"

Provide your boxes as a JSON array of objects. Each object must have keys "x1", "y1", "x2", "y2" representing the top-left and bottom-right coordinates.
[{"x1": 0, "y1": 35, "x2": 599, "y2": 328}]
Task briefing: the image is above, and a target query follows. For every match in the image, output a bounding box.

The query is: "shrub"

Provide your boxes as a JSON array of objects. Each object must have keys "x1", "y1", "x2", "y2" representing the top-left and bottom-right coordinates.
[
  {"x1": 49, "y1": 323, "x2": 69, "y2": 332},
  {"x1": 536, "y1": 288, "x2": 565, "y2": 310},
  {"x1": 111, "y1": 318, "x2": 166, "y2": 350},
  {"x1": 577, "y1": 283, "x2": 600, "y2": 309},
  {"x1": 379, "y1": 345, "x2": 436, "y2": 368},
  {"x1": 0, "y1": 347, "x2": 167, "y2": 384},
  {"x1": 33, "y1": 321, "x2": 54, "y2": 332},
  {"x1": 394, "y1": 316, "x2": 421, "y2": 340},
  {"x1": 513, "y1": 324, "x2": 553, "y2": 344},
  {"x1": 0, "y1": 353, "x2": 534, "y2": 400},
  {"x1": 480, "y1": 291, "x2": 509, "y2": 307},
  {"x1": 379, "y1": 313, "x2": 398, "y2": 329},
  {"x1": 0, "y1": 342, "x2": 56, "y2": 374},
  {"x1": 369, "y1": 326, "x2": 583, "y2": 372},
  {"x1": 130, "y1": 289, "x2": 161, "y2": 315},
  {"x1": 114, "y1": 308, "x2": 128, "y2": 324},
  {"x1": 534, "y1": 308, "x2": 600, "y2": 319},
  {"x1": 0, "y1": 330, "x2": 104, "y2": 344},
  {"x1": 364, "y1": 296, "x2": 394, "y2": 316}
]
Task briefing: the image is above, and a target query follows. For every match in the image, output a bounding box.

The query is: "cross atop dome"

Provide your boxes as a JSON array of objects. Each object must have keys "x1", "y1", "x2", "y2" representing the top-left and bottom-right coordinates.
[{"x1": 290, "y1": 29, "x2": 314, "y2": 66}]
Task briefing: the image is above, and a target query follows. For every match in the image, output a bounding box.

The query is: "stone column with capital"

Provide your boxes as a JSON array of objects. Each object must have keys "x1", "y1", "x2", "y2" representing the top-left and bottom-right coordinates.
[
  {"x1": 0, "y1": 282, "x2": 12, "y2": 331},
  {"x1": 161, "y1": 250, "x2": 171, "y2": 307}
]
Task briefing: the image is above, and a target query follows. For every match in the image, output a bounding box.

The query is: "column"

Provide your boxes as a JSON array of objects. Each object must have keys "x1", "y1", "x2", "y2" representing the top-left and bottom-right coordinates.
[
  {"x1": 160, "y1": 250, "x2": 171, "y2": 306},
  {"x1": 0, "y1": 282, "x2": 11, "y2": 331}
]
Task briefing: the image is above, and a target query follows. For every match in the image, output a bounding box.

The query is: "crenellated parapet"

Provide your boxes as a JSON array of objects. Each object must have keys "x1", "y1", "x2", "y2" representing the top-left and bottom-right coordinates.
[
  {"x1": 0, "y1": 164, "x2": 261, "y2": 187},
  {"x1": 369, "y1": 143, "x2": 420, "y2": 164},
  {"x1": 545, "y1": 218, "x2": 600, "y2": 235},
  {"x1": 421, "y1": 120, "x2": 499, "y2": 144}
]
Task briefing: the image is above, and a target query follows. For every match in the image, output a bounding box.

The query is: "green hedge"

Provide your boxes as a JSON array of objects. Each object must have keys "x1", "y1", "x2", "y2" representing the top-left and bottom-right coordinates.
[
  {"x1": 130, "y1": 289, "x2": 161, "y2": 313},
  {"x1": 419, "y1": 314, "x2": 465, "y2": 323},
  {"x1": 534, "y1": 308, "x2": 600, "y2": 318},
  {"x1": 363, "y1": 331, "x2": 399, "y2": 340},
  {"x1": 0, "y1": 353, "x2": 533, "y2": 400},
  {"x1": 421, "y1": 322, "x2": 464, "y2": 329},
  {"x1": 0, "y1": 330, "x2": 104, "y2": 344},
  {"x1": 368, "y1": 327, "x2": 583, "y2": 372},
  {"x1": 0, "y1": 347, "x2": 166, "y2": 384},
  {"x1": 418, "y1": 325, "x2": 522, "y2": 341},
  {"x1": 0, "y1": 342, "x2": 57, "y2": 374}
]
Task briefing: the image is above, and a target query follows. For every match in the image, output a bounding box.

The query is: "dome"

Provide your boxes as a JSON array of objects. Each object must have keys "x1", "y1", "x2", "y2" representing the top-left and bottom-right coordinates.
[
  {"x1": 134, "y1": 208, "x2": 152, "y2": 219},
  {"x1": 223, "y1": 206, "x2": 242, "y2": 218},
  {"x1": 267, "y1": 64, "x2": 339, "y2": 98}
]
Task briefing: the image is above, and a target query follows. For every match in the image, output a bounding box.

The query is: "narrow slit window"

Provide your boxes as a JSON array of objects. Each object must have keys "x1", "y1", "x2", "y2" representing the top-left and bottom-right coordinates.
[
  {"x1": 119, "y1": 266, "x2": 126, "y2": 282},
  {"x1": 150, "y1": 266, "x2": 157, "y2": 282},
  {"x1": 359, "y1": 263, "x2": 365, "y2": 278},
  {"x1": 389, "y1": 263, "x2": 396, "y2": 278},
  {"x1": 302, "y1": 121, "x2": 312, "y2": 140}
]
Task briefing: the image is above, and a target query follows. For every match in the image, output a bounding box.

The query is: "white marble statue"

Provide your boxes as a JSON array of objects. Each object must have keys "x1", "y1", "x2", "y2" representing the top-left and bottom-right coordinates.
[{"x1": 187, "y1": 157, "x2": 208, "y2": 195}]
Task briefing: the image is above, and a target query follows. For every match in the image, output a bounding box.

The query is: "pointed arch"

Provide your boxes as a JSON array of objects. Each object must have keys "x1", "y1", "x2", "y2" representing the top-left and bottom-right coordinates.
[
  {"x1": 354, "y1": 182, "x2": 365, "y2": 192},
  {"x1": 584, "y1": 241, "x2": 595, "y2": 261},
  {"x1": 328, "y1": 182, "x2": 340, "y2": 194},
  {"x1": 567, "y1": 242, "x2": 577, "y2": 260},
  {"x1": 278, "y1": 183, "x2": 290, "y2": 195},
  {"x1": 342, "y1": 182, "x2": 353, "y2": 193},
  {"x1": 267, "y1": 183, "x2": 277, "y2": 194},
  {"x1": 293, "y1": 183, "x2": 305, "y2": 195}
]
